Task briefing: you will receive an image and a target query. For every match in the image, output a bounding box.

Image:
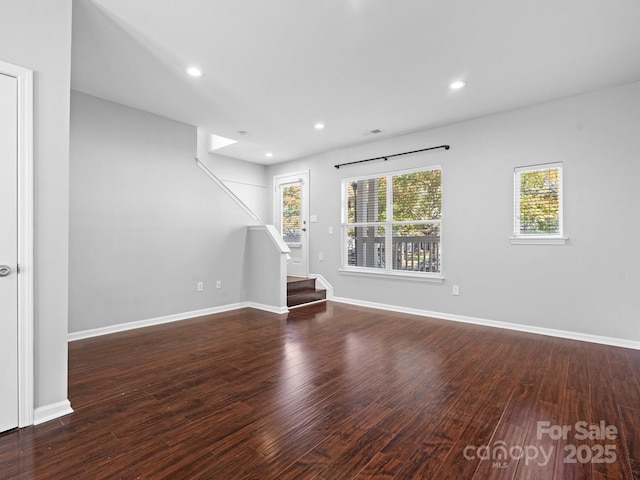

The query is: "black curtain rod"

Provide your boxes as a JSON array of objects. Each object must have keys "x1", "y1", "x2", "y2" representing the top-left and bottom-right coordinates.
[{"x1": 334, "y1": 144, "x2": 450, "y2": 169}]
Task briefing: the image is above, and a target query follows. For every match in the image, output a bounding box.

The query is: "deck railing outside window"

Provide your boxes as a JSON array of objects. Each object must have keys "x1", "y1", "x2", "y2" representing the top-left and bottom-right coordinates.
[{"x1": 347, "y1": 234, "x2": 440, "y2": 273}]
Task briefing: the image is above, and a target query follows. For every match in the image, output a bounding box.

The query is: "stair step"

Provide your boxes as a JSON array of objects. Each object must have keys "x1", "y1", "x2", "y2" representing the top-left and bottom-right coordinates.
[
  {"x1": 287, "y1": 276, "x2": 316, "y2": 293},
  {"x1": 287, "y1": 287, "x2": 326, "y2": 307}
]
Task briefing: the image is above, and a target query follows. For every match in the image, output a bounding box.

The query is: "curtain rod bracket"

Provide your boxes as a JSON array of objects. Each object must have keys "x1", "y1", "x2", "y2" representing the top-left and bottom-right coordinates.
[{"x1": 334, "y1": 144, "x2": 450, "y2": 169}]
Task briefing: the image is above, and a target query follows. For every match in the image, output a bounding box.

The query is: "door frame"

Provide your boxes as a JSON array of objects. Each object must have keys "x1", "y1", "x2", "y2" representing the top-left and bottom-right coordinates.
[
  {"x1": 0, "y1": 60, "x2": 34, "y2": 427},
  {"x1": 273, "y1": 171, "x2": 309, "y2": 277}
]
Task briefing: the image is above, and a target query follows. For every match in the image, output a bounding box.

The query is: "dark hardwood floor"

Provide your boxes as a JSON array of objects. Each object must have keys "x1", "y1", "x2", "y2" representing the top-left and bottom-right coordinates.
[{"x1": 1, "y1": 301, "x2": 639, "y2": 479}]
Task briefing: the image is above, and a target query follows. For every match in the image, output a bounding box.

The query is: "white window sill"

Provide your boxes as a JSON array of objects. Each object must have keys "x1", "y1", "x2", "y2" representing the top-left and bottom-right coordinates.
[
  {"x1": 509, "y1": 236, "x2": 569, "y2": 245},
  {"x1": 338, "y1": 267, "x2": 445, "y2": 284}
]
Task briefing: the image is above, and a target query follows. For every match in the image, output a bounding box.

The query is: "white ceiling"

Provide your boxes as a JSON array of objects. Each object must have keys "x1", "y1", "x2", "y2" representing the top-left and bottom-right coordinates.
[{"x1": 71, "y1": 0, "x2": 640, "y2": 165}]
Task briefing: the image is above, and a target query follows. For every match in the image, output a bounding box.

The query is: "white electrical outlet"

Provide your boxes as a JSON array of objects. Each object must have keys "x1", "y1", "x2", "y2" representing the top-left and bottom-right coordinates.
[
  {"x1": 319, "y1": 252, "x2": 324, "y2": 261},
  {"x1": 216, "y1": 280, "x2": 222, "y2": 289},
  {"x1": 197, "y1": 282, "x2": 204, "y2": 292},
  {"x1": 328, "y1": 227, "x2": 333, "y2": 234},
  {"x1": 452, "y1": 285, "x2": 460, "y2": 296}
]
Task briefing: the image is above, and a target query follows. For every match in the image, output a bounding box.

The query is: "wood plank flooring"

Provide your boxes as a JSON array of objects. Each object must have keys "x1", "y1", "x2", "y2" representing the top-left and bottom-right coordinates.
[{"x1": 1, "y1": 301, "x2": 639, "y2": 479}]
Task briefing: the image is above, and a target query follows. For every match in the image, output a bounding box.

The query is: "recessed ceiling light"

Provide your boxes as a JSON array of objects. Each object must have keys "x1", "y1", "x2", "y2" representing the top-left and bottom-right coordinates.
[
  {"x1": 265, "y1": 152, "x2": 274, "y2": 158},
  {"x1": 449, "y1": 80, "x2": 467, "y2": 90},
  {"x1": 314, "y1": 123, "x2": 325, "y2": 130},
  {"x1": 186, "y1": 67, "x2": 203, "y2": 77}
]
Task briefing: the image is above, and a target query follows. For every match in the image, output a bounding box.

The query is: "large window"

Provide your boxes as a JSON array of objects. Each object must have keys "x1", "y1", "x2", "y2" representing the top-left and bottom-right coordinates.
[{"x1": 342, "y1": 166, "x2": 442, "y2": 275}]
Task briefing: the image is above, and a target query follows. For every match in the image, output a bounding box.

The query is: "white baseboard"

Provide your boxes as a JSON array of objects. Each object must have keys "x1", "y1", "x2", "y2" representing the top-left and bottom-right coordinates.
[
  {"x1": 332, "y1": 296, "x2": 640, "y2": 350},
  {"x1": 68, "y1": 295, "x2": 639, "y2": 349},
  {"x1": 68, "y1": 302, "x2": 289, "y2": 342},
  {"x1": 69, "y1": 304, "x2": 248, "y2": 341},
  {"x1": 34, "y1": 399, "x2": 73, "y2": 425},
  {"x1": 245, "y1": 302, "x2": 289, "y2": 314}
]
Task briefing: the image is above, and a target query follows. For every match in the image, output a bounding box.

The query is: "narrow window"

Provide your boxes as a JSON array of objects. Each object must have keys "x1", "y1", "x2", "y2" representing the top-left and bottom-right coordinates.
[
  {"x1": 281, "y1": 183, "x2": 301, "y2": 245},
  {"x1": 514, "y1": 163, "x2": 563, "y2": 237}
]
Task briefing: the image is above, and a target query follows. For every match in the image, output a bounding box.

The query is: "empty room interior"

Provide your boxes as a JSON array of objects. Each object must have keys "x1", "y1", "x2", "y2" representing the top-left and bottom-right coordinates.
[{"x1": 1, "y1": 0, "x2": 640, "y2": 479}]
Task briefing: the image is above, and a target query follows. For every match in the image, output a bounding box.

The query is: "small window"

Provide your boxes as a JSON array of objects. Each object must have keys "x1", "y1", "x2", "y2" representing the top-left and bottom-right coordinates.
[
  {"x1": 342, "y1": 166, "x2": 442, "y2": 275},
  {"x1": 513, "y1": 163, "x2": 565, "y2": 243}
]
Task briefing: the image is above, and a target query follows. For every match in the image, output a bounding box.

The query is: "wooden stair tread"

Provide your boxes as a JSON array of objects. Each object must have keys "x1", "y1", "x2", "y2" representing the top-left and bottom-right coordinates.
[
  {"x1": 286, "y1": 276, "x2": 327, "y2": 307},
  {"x1": 288, "y1": 291, "x2": 326, "y2": 307}
]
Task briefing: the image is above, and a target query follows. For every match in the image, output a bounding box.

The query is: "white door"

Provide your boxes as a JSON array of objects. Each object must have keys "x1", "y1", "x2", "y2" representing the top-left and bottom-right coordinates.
[
  {"x1": 274, "y1": 172, "x2": 309, "y2": 277},
  {"x1": 0, "y1": 72, "x2": 19, "y2": 433}
]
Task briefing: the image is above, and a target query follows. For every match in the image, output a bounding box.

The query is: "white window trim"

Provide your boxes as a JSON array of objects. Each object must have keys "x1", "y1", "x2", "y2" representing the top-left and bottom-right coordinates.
[
  {"x1": 341, "y1": 165, "x2": 443, "y2": 278},
  {"x1": 512, "y1": 162, "x2": 567, "y2": 245},
  {"x1": 338, "y1": 267, "x2": 444, "y2": 283},
  {"x1": 509, "y1": 236, "x2": 568, "y2": 245}
]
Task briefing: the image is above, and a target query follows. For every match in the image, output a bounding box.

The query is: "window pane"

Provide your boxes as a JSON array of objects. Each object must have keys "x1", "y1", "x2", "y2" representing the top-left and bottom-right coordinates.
[
  {"x1": 518, "y1": 167, "x2": 560, "y2": 235},
  {"x1": 392, "y1": 224, "x2": 441, "y2": 273},
  {"x1": 346, "y1": 177, "x2": 387, "y2": 223},
  {"x1": 342, "y1": 167, "x2": 443, "y2": 274},
  {"x1": 347, "y1": 225, "x2": 386, "y2": 269},
  {"x1": 392, "y1": 169, "x2": 441, "y2": 221},
  {"x1": 282, "y1": 184, "x2": 301, "y2": 243}
]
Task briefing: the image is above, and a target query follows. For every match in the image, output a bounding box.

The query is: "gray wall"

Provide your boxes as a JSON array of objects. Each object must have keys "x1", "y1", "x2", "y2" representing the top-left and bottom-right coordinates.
[
  {"x1": 196, "y1": 130, "x2": 268, "y2": 221},
  {"x1": 268, "y1": 81, "x2": 640, "y2": 342},
  {"x1": 0, "y1": 0, "x2": 73, "y2": 410},
  {"x1": 69, "y1": 92, "x2": 255, "y2": 333},
  {"x1": 243, "y1": 226, "x2": 288, "y2": 311}
]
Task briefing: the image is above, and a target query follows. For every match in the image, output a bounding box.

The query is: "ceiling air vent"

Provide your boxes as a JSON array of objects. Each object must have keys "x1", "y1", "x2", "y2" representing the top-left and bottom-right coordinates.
[{"x1": 363, "y1": 128, "x2": 384, "y2": 137}]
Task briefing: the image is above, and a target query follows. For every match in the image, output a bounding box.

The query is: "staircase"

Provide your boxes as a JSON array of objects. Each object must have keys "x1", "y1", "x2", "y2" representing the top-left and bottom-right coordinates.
[{"x1": 287, "y1": 276, "x2": 326, "y2": 308}]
